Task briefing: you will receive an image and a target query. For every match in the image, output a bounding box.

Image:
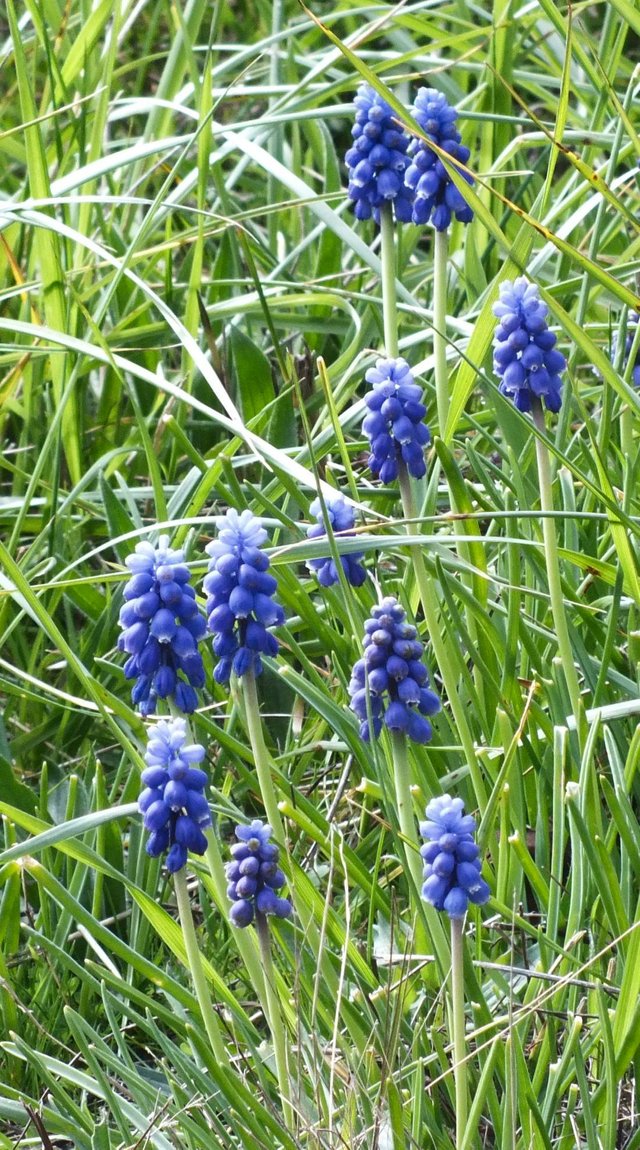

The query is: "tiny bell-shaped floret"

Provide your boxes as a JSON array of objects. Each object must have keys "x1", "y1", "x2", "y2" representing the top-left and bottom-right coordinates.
[
  {"x1": 362, "y1": 357, "x2": 430, "y2": 482},
  {"x1": 203, "y1": 509, "x2": 285, "y2": 685},
  {"x1": 117, "y1": 535, "x2": 206, "y2": 717},
  {"x1": 345, "y1": 84, "x2": 414, "y2": 224},
  {"x1": 348, "y1": 596, "x2": 440, "y2": 744},
  {"x1": 138, "y1": 717, "x2": 212, "y2": 873},
  {"x1": 226, "y1": 820, "x2": 292, "y2": 928},
  {"x1": 492, "y1": 278, "x2": 566, "y2": 414},
  {"x1": 306, "y1": 494, "x2": 366, "y2": 588},
  {"x1": 420, "y1": 793, "x2": 490, "y2": 919},
  {"x1": 405, "y1": 88, "x2": 474, "y2": 231}
]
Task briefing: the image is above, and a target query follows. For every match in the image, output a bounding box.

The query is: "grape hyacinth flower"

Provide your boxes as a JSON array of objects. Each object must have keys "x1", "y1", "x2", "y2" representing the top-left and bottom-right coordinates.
[
  {"x1": 138, "y1": 717, "x2": 212, "y2": 873},
  {"x1": 349, "y1": 596, "x2": 440, "y2": 744},
  {"x1": 226, "y1": 820, "x2": 292, "y2": 928},
  {"x1": 420, "y1": 794, "x2": 489, "y2": 919},
  {"x1": 363, "y1": 357, "x2": 430, "y2": 482},
  {"x1": 611, "y1": 312, "x2": 640, "y2": 388},
  {"x1": 405, "y1": 88, "x2": 474, "y2": 231},
  {"x1": 306, "y1": 494, "x2": 366, "y2": 588},
  {"x1": 493, "y1": 278, "x2": 566, "y2": 413},
  {"x1": 345, "y1": 83, "x2": 414, "y2": 223},
  {"x1": 118, "y1": 535, "x2": 206, "y2": 717},
  {"x1": 203, "y1": 510, "x2": 284, "y2": 684}
]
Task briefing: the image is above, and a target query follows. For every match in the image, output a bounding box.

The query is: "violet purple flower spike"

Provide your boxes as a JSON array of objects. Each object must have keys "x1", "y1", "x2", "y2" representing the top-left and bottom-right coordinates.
[
  {"x1": 226, "y1": 820, "x2": 292, "y2": 928},
  {"x1": 345, "y1": 84, "x2": 414, "y2": 224},
  {"x1": 348, "y1": 596, "x2": 440, "y2": 744},
  {"x1": 138, "y1": 717, "x2": 212, "y2": 873},
  {"x1": 362, "y1": 357, "x2": 430, "y2": 482},
  {"x1": 492, "y1": 278, "x2": 566, "y2": 414},
  {"x1": 203, "y1": 510, "x2": 284, "y2": 684},
  {"x1": 306, "y1": 494, "x2": 366, "y2": 588},
  {"x1": 405, "y1": 88, "x2": 474, "y2": 231},
  {"x1": 117, "y1": 535, "x2": 206, "y2": 717},
  {"x1": 420, "y1": 794, "x2": 490, "y2": 919}
]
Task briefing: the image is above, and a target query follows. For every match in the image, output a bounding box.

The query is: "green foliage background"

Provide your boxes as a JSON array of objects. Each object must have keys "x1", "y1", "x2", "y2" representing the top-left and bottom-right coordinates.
[{"x1": 1, "y1": 0, "x2": 640, "y2": 1146}]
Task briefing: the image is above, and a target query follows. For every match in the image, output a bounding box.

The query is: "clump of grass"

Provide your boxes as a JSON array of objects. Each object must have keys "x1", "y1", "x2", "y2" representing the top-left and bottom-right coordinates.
[{"x1": 1, "y1": 2, "x2": 640, "y2": 1148}]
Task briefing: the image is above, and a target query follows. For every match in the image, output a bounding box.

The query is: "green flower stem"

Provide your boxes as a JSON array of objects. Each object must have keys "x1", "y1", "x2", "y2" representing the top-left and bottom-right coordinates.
[
  {"x1": 531, "y1": 400, "x2": 586, "y2": 746},
  {"x1": 389, "y1": 729, "x2": 421, "y2": 888},
  {"x1": 451, "y1": 916, "x2": 468, "y2": 1148},
  {"x1": 380, "y1": 202, "x2": 399, "y2": 357},
  {"x1": 397, "y1": 463, "x2": 487, "y2": 810},
  {"x1": 255, "y1": 911, "x2": 295, "y2": 1132},
  {"x1": 433, "y1": 228, "x2": 449, "y2": 438},
  {"x1": 173, "y1": 867, "x2": 228, "y2": 1067},
  {"x1": 242, "y1": 669, "x2": 286, "y2": 845}
]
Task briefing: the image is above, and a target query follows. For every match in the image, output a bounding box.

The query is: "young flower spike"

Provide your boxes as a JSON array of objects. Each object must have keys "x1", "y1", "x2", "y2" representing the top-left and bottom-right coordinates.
[
  {"x1": 117, "y1": 535, "x2": 206, "y2": 717},
  {"x1": 363, "y1": 357, "x2": 430, "y2": 482},
  {"x1": 493, "y1": 278, "x2": 566, "y2": 414},
  {"x1": 420, "y1": 794, "x2": 490, "y2": 919},
  {"x1": 611, "y1": 312, "x2": 640, "y2": 388},
  {"x1": 306, "y1": 494, "x2": 366, "y2": 588},
  {"x1": 349, "y1": 596, "x2": 440, "y2": 744},
  {"x1": 226, "y1": 820, "x2": 292, "y2": 928},
  {"x1": 203, "y1": 509, "x2": 284, "y2": 684},
  {"x1": 138, "y1": 717, "x2": 212, "y2": 873},
  {"x1": 345, "y1": 83, "x2": 414, "y2": 224},
  {"x1": 405, "y1": 88, "x2": 474, "y2": 231}
]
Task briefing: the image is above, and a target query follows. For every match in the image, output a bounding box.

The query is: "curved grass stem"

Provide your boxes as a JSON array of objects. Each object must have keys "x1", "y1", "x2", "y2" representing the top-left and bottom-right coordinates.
[
  {"x1": 451, "y1": 917, "x2": 468, "y2": 1147},
  {"x1": 532, "y1": 401, "x2": 586, "y2": 747},
  {"x1": 380, "y1": 203, "x2": 399, "y2": 357},
  {"x1": 433, "y1": 228, "x2": 449, "y2": 438},
  {"x1": 242, "y1": 669, "x2": 286, "y2": 845}
]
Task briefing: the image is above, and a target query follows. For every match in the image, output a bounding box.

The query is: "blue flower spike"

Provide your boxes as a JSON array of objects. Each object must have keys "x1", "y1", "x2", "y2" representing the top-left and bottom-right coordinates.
[
  {"x1": 138, "y1": 717, "x2": 212, "y2": 873},
  {"x1": 349, "y1": 596, "x2": 440, "y2": 744},
  {"x1": 345, "y1": 83, "x2": 414, "y2": 223},
  {"x1": 203, "y1": 509, "x2": 285, "y2": 685},
  {"x1": 611, "y1": 311, "x2": 640, "y2": 389},
  {"x1": 306, "y1": 494, "x2": 366, "y2": 588},
  {"x1": 493, "y1": 278, "x2": 566, "y2": 414},
  {"x1": 420, "y1": 794, "x2": 490, "y2": 919},
  {"x1": 363, "y1": 357, "x2": 431, "y2": 482},
  {"x1": 405, "y1": 88, "x2": 474, "y2": 231},
  {"x1": 226, "y1": 820, "x2": 292, "y2": 928},
  {"x1": 118, "y1": 535, "x2": 206, "y2": 717}
]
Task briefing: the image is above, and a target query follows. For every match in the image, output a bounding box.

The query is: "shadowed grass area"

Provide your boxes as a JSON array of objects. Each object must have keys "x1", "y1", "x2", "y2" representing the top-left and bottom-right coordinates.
[{"x1": 1, "y1": 1, "x2": 640, "y2": 1146}]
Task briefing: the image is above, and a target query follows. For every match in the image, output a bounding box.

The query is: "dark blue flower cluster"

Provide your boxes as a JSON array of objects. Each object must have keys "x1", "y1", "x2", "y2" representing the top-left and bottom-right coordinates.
[
  {"x1": 405, "y1": 88, "x2": 474, "y2": 231},
  {"x1": 138, "y1": 718, "x2": 211, "y2": 873},
  {"x1": 226, "y1": 820, "x2": 292, "y2": 928},
  {"x1": 493, "y1": 278, "x2": 566, "y2": 413},
  {"x1": 203, "y1": 510, "x2": 284, "y2": 684},
  {"x1": 117, "y1": 535, "x2": 206, "y2": 717},
  {"x1": 348, "y1": 597, "x2": 440, "y2": 744},
  {"x1": 306, "y1": 494, "x2": 366, "y2": 588},
  {"x1": 420, "y1": 794, "x2": 490, "y2": 919},
  {"x1": 611, "y1": 312, "x2": 640, "y2": 388},
  {"x1": 362, "y1": 357, "x2": 430, "y2": 482},
  {"x1": 345, "y1": 84, "x2": 414, "y2": 223}
]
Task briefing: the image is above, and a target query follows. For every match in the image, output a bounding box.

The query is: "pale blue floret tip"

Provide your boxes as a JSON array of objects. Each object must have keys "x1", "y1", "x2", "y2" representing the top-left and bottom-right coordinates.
[
  {"x1": 226, "y1": 820, "x2": 292, "y2": 928},
  {"x1": 138, "y1": 718, "x2": 211, "y2": 873},
  {"x1": 362, "y1": 357, "x2": 430, "y2": 482},
  {"x1": 203, "y1": 509, "x2": 284, "y2": 684},
  {"x1": 349, "y1": 596, "x2": 440, "y2": 744},
  {"x1": 492, "y1": 278, "x2": 566, "y2": 413},
  {"x1": 345, "y1": 84, "x2": 414, "y2": 224},
  {"x1": 117, "y1": 535, "x2": 206, "y2": 717},
  {"x1": 420, "y1": 794, "x2": 490, "y2": 919},
  {"x1": 406, "y1": 88, "x2": 474, "y2": 231}
]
